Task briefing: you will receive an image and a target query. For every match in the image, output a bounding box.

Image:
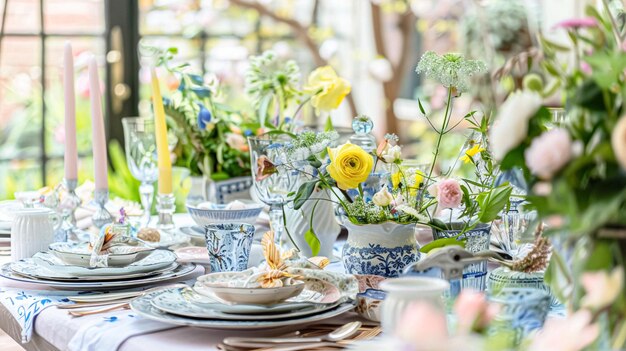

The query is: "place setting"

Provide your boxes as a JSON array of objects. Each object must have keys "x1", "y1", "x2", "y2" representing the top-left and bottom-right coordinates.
[{"x1": 131, "y1": 230, "x2": 358, "y2": 333}]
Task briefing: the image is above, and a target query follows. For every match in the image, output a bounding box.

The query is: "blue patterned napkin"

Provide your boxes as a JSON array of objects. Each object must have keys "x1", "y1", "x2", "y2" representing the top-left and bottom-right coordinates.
[{"x1": 0, "y1": 287, "x2": 74, "y2": 342}]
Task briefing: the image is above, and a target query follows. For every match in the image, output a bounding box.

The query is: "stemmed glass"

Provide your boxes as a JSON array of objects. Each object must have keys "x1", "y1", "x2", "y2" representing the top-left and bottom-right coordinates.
[
  {"x1": 122, "y1": 117, "x2": 159, "y2": 227},
  {"x1": 248, "y1": 135, "x2": 307, "y2": 248}
]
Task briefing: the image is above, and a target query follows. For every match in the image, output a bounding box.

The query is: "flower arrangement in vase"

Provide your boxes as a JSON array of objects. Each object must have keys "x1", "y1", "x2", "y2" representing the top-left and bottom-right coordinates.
[
  {"x1": 258, "y1": 51, "x2": 514, "y2": 277},
  {"x1": 154, "y1": 47, "x2": 256, "y2": 204}
]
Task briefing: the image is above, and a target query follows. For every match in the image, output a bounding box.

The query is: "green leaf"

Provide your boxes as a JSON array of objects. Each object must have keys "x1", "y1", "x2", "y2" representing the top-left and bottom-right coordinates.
[
  {"x1": 584, "y1": 240, "x2": 613, "y2": 271},
  {"x1": 476, "y1": 184, "x2": 513, "y2": 223},
  {"x1": 417, "y1": 98, "x2": 427, "y2": 115},
  {"x1": 324, "y1": 116, "x2": 335, "y2": 132},
  {"x1": 420, "y1": 237, "x2": 466, "y2": 253},
  {"x1": 307, "y1": 155, "x2": 322, "y2": 168},
  {"x1": 293, "y1": 181, "x2": 318, "y2": 210},
  {"x1": 544, "y1": 250, "x2": 572, "y2": 305},
  {"x1": 429, "y1": 218, "x2": 448, "y2": 231},
  {"x1": 304, "y1": 228, "x2": 321, "y2": 256}
]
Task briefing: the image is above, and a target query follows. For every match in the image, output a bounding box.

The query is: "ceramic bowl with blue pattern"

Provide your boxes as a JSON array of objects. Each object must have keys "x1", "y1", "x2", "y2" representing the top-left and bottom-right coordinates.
[
  {"x1": 186, "y1": 201, "x2": 264, "y2": 226},
  {"x1": 488, "y1": 287, "x2": 550, "y2": 343}
]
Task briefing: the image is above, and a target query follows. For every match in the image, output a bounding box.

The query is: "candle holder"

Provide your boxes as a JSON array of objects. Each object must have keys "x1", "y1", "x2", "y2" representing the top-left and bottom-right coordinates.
[
  {"x1": 156, "y1": 193, "x2": 175, "y2": 230},
  {"x1": 92, "y1": 189, "x2": 113, "y2": 229},
  {"x1": 58, "y1": 179, "x2": 87, "y2": 242}
]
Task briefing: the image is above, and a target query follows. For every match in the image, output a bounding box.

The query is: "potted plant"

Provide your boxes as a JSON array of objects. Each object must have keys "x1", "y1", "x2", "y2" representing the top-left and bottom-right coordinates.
[{"x1": 156, "y1": 47, "x2": 256, "y2": 204}]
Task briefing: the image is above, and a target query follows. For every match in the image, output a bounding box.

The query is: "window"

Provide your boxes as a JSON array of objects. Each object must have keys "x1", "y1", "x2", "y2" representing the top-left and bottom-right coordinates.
[{"x1": 0, "y1": 0, "x2": 107, "y2": 198}]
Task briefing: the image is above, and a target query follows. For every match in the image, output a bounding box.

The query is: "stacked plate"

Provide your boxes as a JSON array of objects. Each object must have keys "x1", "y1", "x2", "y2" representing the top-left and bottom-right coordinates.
[
  {"x1": 130, "y1": 286, "x2": 355, "y2": 329},
  {"x1": 0, "y1": 200, "x2": 19, "y2": 243},
  {"x1": 0, "y1": 248, "x2": 196, "y2": 290}
]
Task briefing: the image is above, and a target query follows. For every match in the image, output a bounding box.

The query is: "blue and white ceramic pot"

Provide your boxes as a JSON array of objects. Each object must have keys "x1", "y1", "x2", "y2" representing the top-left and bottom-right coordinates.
[
  {"x1": 187, "y1": 176, "x2": 253, "y2": 206},
  {"x1": 433, "y1": 222, "x2": 491, "y2": 292},
  {"x1": 488, "y1": 288, "x2": 550, "y2": 344},
  {"x1": 342, "y1": 222, "x2": 420, "y2": 277},
  {"x1": 488, "y1": 266, "x2": 560, "y2": 307}
]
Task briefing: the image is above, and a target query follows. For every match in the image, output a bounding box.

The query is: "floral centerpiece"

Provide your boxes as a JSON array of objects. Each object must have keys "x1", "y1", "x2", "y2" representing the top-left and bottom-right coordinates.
[
  {"x1": 492, "y1": 5, "x2": 626, "y2": 348},
  {"x1": 259, "y1": 51, "x2": 513, "y2": 278}
]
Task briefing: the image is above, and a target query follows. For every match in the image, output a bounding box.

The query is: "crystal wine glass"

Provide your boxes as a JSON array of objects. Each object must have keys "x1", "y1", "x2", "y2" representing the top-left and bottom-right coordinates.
[
  {"x1": 122, "y1": 117, "x2": 159, "y2": 227},
  {"x1": 248, "y1": 135, "x2": 307, "y2": 247}
]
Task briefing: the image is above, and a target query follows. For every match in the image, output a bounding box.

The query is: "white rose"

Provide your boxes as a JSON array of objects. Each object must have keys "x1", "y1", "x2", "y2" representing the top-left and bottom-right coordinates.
[
  {"x1": 372, "y1": 187, "x2": 394, "y2": 207},
  {"x1": 489, "y1": 91, "x2": 543, "y2": 161},
  {"x1": 382, "y1": 145, "x2": 402, "y2": 163},
  {"x1": 612, "y1": 115, "x2": 626, "y2": 170}
]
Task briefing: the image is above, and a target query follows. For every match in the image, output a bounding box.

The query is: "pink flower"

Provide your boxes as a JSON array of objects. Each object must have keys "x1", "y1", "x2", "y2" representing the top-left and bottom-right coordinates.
[
  {"x1": 225, "y1": 133, "x2": 248, "y2": 152},
  {"x1": 524, "y1": 128, "x2": 573, "y2": 179},
  {"x1": 581, "y1": 267, "x2": 623, "y2": 309},
  {"x1": 395, "y1": 302, "x2": 448, "y2": 345},
  {"x1": 553, "y1": 17, "x2": 598, "y2": 30},
  {"x1": 580, "y1": 62, "x2": 592, "y2": 75},
  {"x1": 432, "y1": 179, "x2": 463, "y2": 209},
  {"x1": 453, "y1": 290, "x2": 499, "y2": 334},
  {"x1": 528, "y1": 310, "x2": 599, "y2": 351}
]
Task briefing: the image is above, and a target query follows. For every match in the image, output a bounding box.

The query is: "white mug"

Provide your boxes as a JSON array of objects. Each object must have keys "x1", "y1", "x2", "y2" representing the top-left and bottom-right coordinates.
[
  {"x1": 11, "y1": 208, "x2": 57, "y2": 261},
  {"x1": 380, "y1": 277, "x2": 450, "y2": 333}
]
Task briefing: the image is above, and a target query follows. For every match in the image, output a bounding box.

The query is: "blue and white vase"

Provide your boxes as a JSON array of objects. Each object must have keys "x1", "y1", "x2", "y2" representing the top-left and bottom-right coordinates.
[
  {"x1": 342, "y1": 222, "x2": 420, "y2": 277},
  {"x1": 488, "y1": 288, "x2": 550, "y2": 344},
  {"x1": 433, "y1": 222, "x2": 491, "y2": 292},
  {"x1": 488, "y1": 266, "x2": 560, "y2": 307}
]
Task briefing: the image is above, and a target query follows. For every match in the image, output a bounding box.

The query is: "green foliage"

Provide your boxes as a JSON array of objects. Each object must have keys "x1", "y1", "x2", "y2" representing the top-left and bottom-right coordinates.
[{"x1": 108, "y1": 140, "x2": 140, "y2": 203}]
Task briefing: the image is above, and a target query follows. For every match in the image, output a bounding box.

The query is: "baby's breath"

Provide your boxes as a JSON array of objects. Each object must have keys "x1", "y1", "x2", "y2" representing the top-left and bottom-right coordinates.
[
  {"x1": 284, "y1": 131, "x2": 339, "y2": 161},
  {"x1": 415, "y1": 51, "x2": 487, "y2": 93}
]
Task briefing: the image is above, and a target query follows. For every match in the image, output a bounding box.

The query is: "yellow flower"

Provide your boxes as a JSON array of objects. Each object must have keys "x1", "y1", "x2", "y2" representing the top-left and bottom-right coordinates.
[
  {"x1": 409, "y1": 171, "x2": 424, "y2": 197},
  {"x1": 460, "y1": 144, "x2": 485, "y2": 164},
  {"x1": 327, "y1": 143, "x2": 373, "y2": 190},
  {"x1": 304, "y1": 66, "x2": 351, "y2": 113},
  {"x1": 391, "y1": 172, "x2": 401, "y2": 189}
]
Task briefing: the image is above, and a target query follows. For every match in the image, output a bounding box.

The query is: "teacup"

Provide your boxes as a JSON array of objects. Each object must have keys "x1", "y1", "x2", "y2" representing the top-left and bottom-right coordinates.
[
  {"x1": 488, "y1": 288, "x2": 550, "y2": 344},
  {"x1": 205, "y1": 223, "x2": 255, "y2": 272},
  {"x1": 380, "y1": 276, "x2": 449, "y2": 333}
]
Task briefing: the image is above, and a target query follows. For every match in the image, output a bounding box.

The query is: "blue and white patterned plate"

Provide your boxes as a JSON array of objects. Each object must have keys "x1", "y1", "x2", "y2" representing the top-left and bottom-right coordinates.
[
  {"x1": 0, "y1": 262, "x2": 196, "y2": 290},
  {"x1": 130, "y1": 288, "x2": 356, "y2": 329},
  {"x1": 151, "y1": 288, "x2": 340, "y2": 320}
]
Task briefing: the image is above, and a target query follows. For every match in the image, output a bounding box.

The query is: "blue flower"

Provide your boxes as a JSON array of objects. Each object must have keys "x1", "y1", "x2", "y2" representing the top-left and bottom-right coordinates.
[
  {"x1": 197, "y1": 104, "x2": 212, "y2": 130},
  {"x1": 244, "y1": 129, "x2": 253, "y2": 136},
  {"x1": 162, "y1": 97, "x2": 171, "y2": 106}
]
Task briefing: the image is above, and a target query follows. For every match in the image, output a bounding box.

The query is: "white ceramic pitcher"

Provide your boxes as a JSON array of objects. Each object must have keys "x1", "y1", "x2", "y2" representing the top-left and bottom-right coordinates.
[{"x1": 11, "y1": 208, "x2": 57, "y2": 261}]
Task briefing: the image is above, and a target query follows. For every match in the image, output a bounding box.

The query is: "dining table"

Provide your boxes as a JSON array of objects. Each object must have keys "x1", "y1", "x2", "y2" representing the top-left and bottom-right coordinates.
[{"x1": 0, "y1": 214, "x2": 364, "y2": 351}]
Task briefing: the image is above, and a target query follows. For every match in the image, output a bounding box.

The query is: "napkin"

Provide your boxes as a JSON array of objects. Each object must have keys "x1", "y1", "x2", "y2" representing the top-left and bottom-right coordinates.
[
  {"x1": 66, "y1": 310, "x2": 178, "y2": 351},
  {"x1": 0, "y1": 287, "x2": 73, "y2": 343},
  {"x1": 88, "y1": 224, "x2": 150, "y2": 267}
]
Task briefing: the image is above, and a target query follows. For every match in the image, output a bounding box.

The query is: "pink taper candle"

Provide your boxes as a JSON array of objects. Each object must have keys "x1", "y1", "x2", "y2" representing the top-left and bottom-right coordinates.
[
  {"x1": 88, "y1": 56, "x2": 108, "y2": 190},
  {"x1": 63, "y1": 42, "x2": 78, "y2": 180}
]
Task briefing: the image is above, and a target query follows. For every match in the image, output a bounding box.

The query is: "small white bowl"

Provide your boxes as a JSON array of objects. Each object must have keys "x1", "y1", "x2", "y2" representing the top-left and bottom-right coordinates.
[
  {"x1": 49, "y1": 242, "x2": 155, "y2": 267},
  {"x1": 194, "y1": 283, "x2": 305, "y2": 305},
  {"x1": 186, "y1": 201, "x2": 264, "y2": 227}
]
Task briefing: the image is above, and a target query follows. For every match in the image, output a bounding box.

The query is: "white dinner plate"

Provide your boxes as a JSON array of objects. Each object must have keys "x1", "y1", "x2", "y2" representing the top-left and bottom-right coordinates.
[
  {"x1": 130, "y1": 288, "x2": 355, "y2": 329},
  {"x1": 13, "y1": 250, "x2": 177, "y2": 278},
  {"x1": 49, "y1": 242, "x2": 156, "y2": 267},
  {"x1": 150, "y1": 287, "x2": 340, "y2": 320},
  {"x1": 1, "y1": 262, "x2": 197, "y2": 290}
]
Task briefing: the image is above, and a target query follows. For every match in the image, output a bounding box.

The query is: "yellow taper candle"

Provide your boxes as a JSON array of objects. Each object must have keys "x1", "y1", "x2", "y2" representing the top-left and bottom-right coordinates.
[{"x1": 151, "y1": 68, "x2": 173, "y2": 194}]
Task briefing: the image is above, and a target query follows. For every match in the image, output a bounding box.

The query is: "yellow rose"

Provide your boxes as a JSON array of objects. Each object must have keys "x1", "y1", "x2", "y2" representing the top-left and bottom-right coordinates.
[
  {"x1": 327, "y1": 143, "x2": 373, "y2": 190},
  {"x1": 305, "y1": 66, "x2": 351, "y2": 113}
]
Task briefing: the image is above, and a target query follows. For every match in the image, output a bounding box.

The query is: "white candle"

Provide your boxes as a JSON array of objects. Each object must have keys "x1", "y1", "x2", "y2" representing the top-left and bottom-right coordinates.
[
  {"x1": 63, "y1": 42, "x2": 78, "y2": 181},
  {"x1": 88, "y1": 56, "x2": 108, "y2": 191}
]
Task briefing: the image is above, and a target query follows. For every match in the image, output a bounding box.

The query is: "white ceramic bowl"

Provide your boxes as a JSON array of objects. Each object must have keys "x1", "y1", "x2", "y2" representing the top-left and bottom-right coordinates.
[
  {"x1": 194, "y1": 283, "x2": 305, "y2": 305},
  {"x1": 186, "y1": 201, "x2": 264, "y2": 227},
  {"x1": 49, "y1": 242, "x2": 155, "y2": 267}
]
